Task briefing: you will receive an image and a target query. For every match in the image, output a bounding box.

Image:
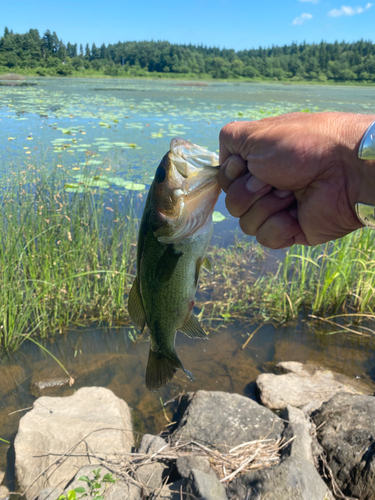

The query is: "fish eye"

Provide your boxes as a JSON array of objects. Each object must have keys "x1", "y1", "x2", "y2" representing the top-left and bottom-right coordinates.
[{"x1": 155, "y1": 166, "x2": 166, "y2": 183}]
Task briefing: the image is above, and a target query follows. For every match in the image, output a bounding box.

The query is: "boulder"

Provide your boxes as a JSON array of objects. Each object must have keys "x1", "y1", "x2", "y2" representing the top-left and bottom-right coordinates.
[
  {"x1": 256, "y1": 361, "x2": 372, "y2": 411},
  {"x1": 172, "y1": 391, "x2": 284, "y2": 451},
  {"x1": 0, "y1": 485, "x2": 9, "y2": 499},
  {"x1": 138, "y1": 434, "x2": 168, "y2": 454},
  {"x1": 176, "y1": 455, "x2": 214, "y2": 478},
  {"x1": 62, "y1": 465, "x2": 141, "y2": 500},
  {"x1": 312, "y1": 392, "x2": 375, "y2": 499},
  {"x1": 187, "y1": 469, "x2": 228, "y2": 500},
  {"x1": 15, "y1": 386, "x2": 134, "y2": 500},
  {"x1": 227, "y1": 406, "x2": 333, "y2": 500}
]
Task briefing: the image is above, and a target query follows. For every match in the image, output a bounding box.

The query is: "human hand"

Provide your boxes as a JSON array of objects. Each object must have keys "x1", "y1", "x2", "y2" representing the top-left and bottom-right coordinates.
[{"x1": 218, "y1": 112, "x2": 375, "y2": 248}]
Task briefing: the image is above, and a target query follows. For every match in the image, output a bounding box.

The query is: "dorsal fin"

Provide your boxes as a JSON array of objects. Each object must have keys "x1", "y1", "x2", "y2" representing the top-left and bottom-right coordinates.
[
  {"x1": 128, "y1": 277, "x2": 146, "y2": 332},
  {"x1": 179, "y1": 313, "x2": 208, "y2": 339}
]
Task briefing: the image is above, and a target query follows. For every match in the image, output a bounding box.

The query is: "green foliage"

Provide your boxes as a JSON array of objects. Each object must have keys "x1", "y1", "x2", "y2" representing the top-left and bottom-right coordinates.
[
  {"x1": 58, "y1": 468, "x2": 117, "y2": 500},
  {"x1": 1, "y1": 28, "x2": 375, "y2": 81},
  {"x1": 0, "y1": 162, "x2": 138, "y2": 351}
]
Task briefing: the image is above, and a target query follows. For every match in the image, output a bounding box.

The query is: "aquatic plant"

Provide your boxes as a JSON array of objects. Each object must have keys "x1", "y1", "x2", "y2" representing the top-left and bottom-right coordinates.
[{"x1": 0, "y1": 161, "x2": 139, "y2": 350}]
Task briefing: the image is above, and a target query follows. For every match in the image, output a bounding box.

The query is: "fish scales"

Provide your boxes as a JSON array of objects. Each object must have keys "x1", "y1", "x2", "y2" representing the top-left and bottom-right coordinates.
[{"x1": 128, "y1": 137, "x2": 220, "y2": 391}]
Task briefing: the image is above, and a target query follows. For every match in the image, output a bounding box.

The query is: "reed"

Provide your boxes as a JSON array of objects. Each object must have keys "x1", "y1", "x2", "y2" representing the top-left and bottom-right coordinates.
[
  {"x1": 199, "y1": 229, "x2": 375, "y2": 326},
  {"x1": 0, "y1": 160, "x2": 138, "y2": 351}
]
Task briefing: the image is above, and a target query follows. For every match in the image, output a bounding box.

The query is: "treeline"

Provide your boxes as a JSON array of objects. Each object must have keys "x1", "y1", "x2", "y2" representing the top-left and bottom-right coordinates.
[{"x1": 1, "y1": 27, "x2": 375, "y2": 81}]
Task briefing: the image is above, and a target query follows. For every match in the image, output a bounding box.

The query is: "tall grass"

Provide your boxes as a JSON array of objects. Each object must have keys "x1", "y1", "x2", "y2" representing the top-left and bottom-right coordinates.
[
  {"x1": 199, "y1": 230, "x2": 375, "y2": 325},
  {"x1": 0, "y1": 162, "x2": 138, "y2": 351}
]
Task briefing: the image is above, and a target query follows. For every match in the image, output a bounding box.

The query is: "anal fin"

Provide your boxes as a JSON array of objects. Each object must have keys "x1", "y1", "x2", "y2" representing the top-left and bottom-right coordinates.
[
  {"x1": 128, "y1": 277, "x2": 146, "y2": 332},
  {"x1": 202, "y1": 256, "x2": 213, "y2": 273},
  {"x1": 146, "y1": 348, "x2": 195, "y2": 391},
  {"x1": 179, "y1": 313, "x2": 208, "y2": 339}
]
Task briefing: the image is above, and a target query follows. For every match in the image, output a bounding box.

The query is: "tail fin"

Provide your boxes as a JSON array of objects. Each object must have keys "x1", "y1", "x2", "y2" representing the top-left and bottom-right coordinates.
[{"x1": 146, "y1": 348, "x2": 195, "y2": 391}]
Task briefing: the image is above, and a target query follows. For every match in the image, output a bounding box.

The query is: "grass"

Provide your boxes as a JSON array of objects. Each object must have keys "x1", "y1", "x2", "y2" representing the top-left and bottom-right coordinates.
[
  {"x1": 1, "y1": 153, "x2": 375, "y2": 351},
  {"x1": 0, "y1": 159, "x2": 138, "y2": 351},
  {"x1": 198, "y1": 229, "x2": 375, "y2": 328}
]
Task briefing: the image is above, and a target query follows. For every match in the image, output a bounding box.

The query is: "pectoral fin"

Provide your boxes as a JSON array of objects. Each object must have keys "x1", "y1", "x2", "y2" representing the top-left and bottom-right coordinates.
[
  {"x1": 179, "y1": 313, "x2": 208, "y2": 339},
  {"x1": 128, "y1": 277, "x2": 146, "y2": 332},
  {"x1": 146, "y1": 347, "x2": 195, "y2": 391},
  {"x1": 155, "y1": 245, "x2": 183, "y2": 283},
  {"x1": 195, "y1": 256, "x2": 213, "y2": 286}
]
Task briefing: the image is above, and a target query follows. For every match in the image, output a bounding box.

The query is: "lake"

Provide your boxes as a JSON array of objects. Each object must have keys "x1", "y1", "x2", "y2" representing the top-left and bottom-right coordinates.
[{"x1": 1, "y1": 77, "x2": 375, "y2": 485}]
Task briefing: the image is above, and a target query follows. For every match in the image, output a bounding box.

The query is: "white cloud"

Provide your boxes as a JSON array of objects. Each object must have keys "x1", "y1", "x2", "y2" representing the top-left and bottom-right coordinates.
[
  {"x1": 292, "y1": 12, "x2": 313, "y2": 24},
  {"x1": 328, "y1": 2, "x2": 373, "y2": 16},
  {"x1": 298, "y1": 0, "x2": 320, "y2": 4}
]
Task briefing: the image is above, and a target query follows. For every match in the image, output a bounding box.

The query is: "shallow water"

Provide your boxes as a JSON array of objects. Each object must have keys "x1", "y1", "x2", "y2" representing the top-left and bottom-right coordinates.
[{"x1": 1, "y1": 78, "x2": 375, "y2": 487}]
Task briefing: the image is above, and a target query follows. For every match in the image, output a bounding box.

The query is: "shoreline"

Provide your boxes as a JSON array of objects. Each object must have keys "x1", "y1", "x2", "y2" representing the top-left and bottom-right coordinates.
[{"x1": 1, "y1": 70, "x2": 375, "y2": 87}]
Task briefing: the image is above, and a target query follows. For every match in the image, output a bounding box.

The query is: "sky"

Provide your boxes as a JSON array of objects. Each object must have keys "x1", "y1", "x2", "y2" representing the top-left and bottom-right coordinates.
[{"x1": 1, "y1": 0, "x2": 374, "y2": 51}]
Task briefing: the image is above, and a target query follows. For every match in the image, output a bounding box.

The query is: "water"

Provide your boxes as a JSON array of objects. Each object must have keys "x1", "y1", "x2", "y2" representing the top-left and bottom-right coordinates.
[{"x1": 1, "y1": 77, "x2": 375, "y2": 483}]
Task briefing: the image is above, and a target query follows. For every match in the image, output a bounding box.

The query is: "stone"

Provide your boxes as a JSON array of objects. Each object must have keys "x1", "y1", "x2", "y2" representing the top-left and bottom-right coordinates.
[
  {"x1": 187, "y1": 469, "x2": 228, "y2": 500},
  {"x1": 135, "y1": 462, "x2": 169, "y2": 494},
  {"x1": 63, "y1": 465, "x2": 141, "y2": 500},
  {"x1": 154, "y1": 479, "x2": 185, "y2": 499},
  {"x1": 15, "y1": 386, "x2": 134, "y2": 500},
  {"x1": 256, "y1": 361, "x2": 372, "y2": 410},
  {"x1": 38, "y1": 488, "x2": 64, "y2": 500},
  {"x1": 227, "y1": 405, "x2": 333, "y2": 500},
  {"x1": 0, "y1": 485, "x2": 9, "y2": 499},
  {"x1": 172, "y1": 391, "x2": 284, "y2": 451},
  {"x1": 312, "y1": 392, "x2": 375, "y2": 499},
  {"x1": 138, "y1": 434, "x2": 168, "y2": 454},
  {"x1": 176, "y1": 455, "x2": 214, "y2": 478}
]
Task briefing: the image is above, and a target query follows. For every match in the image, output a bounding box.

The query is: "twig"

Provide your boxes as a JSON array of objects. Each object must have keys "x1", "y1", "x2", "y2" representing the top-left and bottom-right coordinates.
[{"x1": 242, "y1": 324, "x2": 263, "y2": 350}]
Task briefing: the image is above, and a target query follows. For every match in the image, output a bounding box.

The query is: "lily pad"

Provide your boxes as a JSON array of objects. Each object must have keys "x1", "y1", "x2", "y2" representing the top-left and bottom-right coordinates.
[{"x1": 212, "y1": 211, "x2": 227, "y2": 222}]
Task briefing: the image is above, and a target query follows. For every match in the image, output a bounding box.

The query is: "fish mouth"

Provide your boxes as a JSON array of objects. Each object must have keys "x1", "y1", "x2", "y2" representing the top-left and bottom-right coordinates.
[
  {"x1": 154, "y1": 138, "x2": 221, "y2": 244},
  {"x1": 169, "y1": 137, "x2": 220, "y2": 179}
]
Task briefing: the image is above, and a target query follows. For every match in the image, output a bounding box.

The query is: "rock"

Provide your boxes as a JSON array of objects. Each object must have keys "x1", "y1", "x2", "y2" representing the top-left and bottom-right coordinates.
[
  {"x1": 227, "y1": 405, "x2": 333, "y2": 500},
  {"x1": 135, "y1": 462, "x2": 169, "y2": 494},
  {"x1": 154, "y1": 479, "x2": 185, "y2": 499},
  {"x1": 138, "y1": 434, "x2": 168, "y2": 454},
  {"x1": 312, "y1": 392, "x2": 375, "y2": 499},
  {"x1": 38, "y1": 488, "x2": 64, "y2": 500},
  {"x1": 257, "y1": 361, "x2": 372, "y2": 410},
  {"x1": 172, "y1": 391, "x2": 284, "y2": 451},
  {"x1": 187, "y1": 469, "x2": 228, "y2": 500},
  {"x1": 63, "y1": 465, "x2": 141, "y2": 500},
  {"x1": 176, "y1": 455, "x2": 214, "y2": 478},
  {"x1": 15, "y1": 386, "x2": 134, "y2": 500},
  {"x1": 0, "y1": 485, "x2": 9, "y2": 499}
]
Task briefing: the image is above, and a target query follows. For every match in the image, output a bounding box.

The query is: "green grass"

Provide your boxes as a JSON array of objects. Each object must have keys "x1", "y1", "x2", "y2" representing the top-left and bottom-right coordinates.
[
  {"x1": 199, "y1": 230, "x2": 375, "y2": 327},
  {"x1": 0, "y1": 160, "x2": 138, "y2": 351}
]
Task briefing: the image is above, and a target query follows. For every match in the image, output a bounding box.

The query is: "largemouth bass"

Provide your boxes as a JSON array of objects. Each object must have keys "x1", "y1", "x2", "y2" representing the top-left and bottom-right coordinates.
[{"x1": 128, "y1": 137, "x2": 221, "y2": 391}]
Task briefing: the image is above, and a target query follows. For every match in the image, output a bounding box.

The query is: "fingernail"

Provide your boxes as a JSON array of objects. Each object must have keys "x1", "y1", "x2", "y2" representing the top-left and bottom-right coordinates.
[
  {"x1": 225, "y1": 159, "x2": 243, "y2": 181},
  {"x1": 290, "y1": 209, "x2": 298, "y2": 219},
  {"x1": 246, "y1": 175, "x2": 270, "y2": 193},
  {"x1": 274, "y1": 189, "x2": 293, "y2": 198}
]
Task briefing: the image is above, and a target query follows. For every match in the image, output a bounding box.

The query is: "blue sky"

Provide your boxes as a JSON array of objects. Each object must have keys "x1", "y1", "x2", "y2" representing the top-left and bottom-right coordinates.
[{"x1": 1, "y1": 0, "x2": 374, "y2": 50}]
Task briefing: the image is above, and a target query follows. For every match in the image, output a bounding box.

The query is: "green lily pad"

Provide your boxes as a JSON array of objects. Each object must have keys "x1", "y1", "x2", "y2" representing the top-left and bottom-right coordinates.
[{"x1": 212, "y1": 211, "x2": 227, "y2": 222}]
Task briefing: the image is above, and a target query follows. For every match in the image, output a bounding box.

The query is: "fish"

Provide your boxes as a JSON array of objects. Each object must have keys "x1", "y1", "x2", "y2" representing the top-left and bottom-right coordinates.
[{"x1": 128, "y1": 137, "x2": 221, "y2": 391}]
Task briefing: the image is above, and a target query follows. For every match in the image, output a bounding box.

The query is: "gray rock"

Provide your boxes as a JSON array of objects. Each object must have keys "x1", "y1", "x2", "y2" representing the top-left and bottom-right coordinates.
[
  {"x1": 154, "y1": 479, "x2": 185, "y2": 499},
  {"x1": 135, "y1": 462, "x2": 169, "y2": 494},
  {"x1": 176, "y1": 455, "x2": 214, "y2": 478},
  {"x1": 15, "y1": 386, "x2": 134, "y2": 500},
  {"x1": 256, "y1": 361, "x2": 372, "y2": 410},
  {"x1": 172, "y1": 391, "x2": 283, "y2": 451},
  {"x1": 187, "y1": 469, "x2": 228, "y2": 500},
  {"x1": 227, "y1": 406, "x2": 333, "y2": 500},
  {"x1": 64, "y1": 466, "x2": 141, "y2": 500},
  {"x1": 138, "y1": 434, "x2": 168, "y2": 454},
  {"x1": 0, "y1": 485, "x2": 9, "y2": 499},
  {"x1": 312, "y1": 392, "x2": 375, "y2": 499},
  {"x1": 38, "y1": 488, "x2": 64, "y2": 500}
]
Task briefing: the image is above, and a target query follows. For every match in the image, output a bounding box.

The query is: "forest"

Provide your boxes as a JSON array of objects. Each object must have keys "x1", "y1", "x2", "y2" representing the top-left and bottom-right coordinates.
[{"x1": 0, "y1": 27, "x2": 375, "y2": 82}]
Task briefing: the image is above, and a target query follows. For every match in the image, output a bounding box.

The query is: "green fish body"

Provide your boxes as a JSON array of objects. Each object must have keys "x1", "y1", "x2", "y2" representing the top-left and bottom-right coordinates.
[{"x1": 128, "y1": 138, "x2": 220, "y2": 390}]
